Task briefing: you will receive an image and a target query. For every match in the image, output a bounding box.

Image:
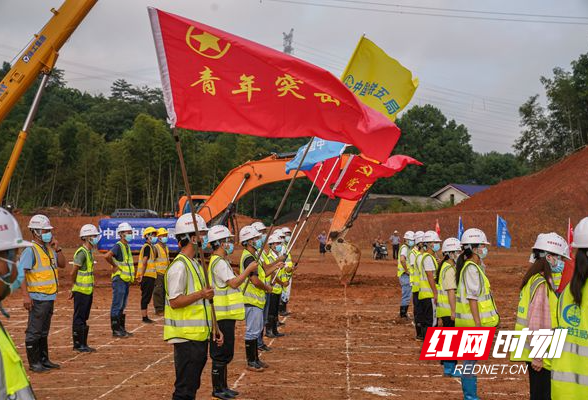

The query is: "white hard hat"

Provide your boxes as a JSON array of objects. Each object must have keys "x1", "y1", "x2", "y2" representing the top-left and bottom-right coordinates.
[
  {"x1": 274, "y1": 228, "x2": 286, "y2": 238},
  {"x1": 281, "y1": 227, "x2": 292, "y2": 234},
  {"x1": 461, "y1": 228, "x2": 490, "y2": 245},
  {"x1": 175, "y1": 213, "x2": 208, "y2": 236},
  {"x1": 414, "y1": 231, "x2": 425, "y2": 244},
  {"x1": 207, "y1": 225, "x2": 233, "y2": 243},
  {"x1": 0, "y1": 208, "x2": 32, "y2": 252},
  {"x1": 251, "y1": 221, "x2": 267, "y2": 232},
  {"x1": 268, "y1": 233, "x2": 283, "y2": 244},
  {"x1": 442, "y1": 237, "x2": 461, "y2": 253},
  {"x1": 404, "y1": 230, "x2": 415, "y2": 240},
  {"x1": 423, "y1": 230, "x2": 441, "y2": 243},
  {"x1": 240, "y1": 225, "x2": 261, "y2": 243},
  {"x1": 116, "y1": 222, "x2": 133, "y2": 234},
  {"x1": 79, "y1": 224, "x2": 100, "y2": 238},
  {"x1": 28, "y1": 214, "x2": 53, "y2": 230},
  {"x1": 572, "y1": 217, "x2": 588, "y2": 248},
  {"x1": 532, "y1": 232, "x2": 571, "y2": 259}
]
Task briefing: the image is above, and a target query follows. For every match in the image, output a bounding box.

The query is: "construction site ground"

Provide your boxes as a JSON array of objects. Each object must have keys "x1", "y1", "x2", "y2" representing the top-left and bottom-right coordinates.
[{"x1": 3, "y1": 246, "x2": 529, "y2": 400}]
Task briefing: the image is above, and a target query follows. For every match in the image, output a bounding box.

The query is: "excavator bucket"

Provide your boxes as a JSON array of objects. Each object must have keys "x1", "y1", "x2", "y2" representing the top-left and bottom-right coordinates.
[{"x1": 330, "y1": 236, "x2": 361, "y2": 286}]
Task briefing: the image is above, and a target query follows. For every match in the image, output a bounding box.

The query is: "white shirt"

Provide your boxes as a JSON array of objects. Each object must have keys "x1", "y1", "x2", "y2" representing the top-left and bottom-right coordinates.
[
  {"x1": 212, "y1": 258, "x2": 236, "y2": 288},
  {"x1": 423, "y1": 254, "x2": 436, "y2": 272},
  {"x1": 408, "y1": 251, "x2": 416, "y2": 268},
  {"x1": 464, "y1": 264, "x2": 483, "y2": 300},
  {"x1": 400, "y1": 245, "x2": 408, "y2": 259}
]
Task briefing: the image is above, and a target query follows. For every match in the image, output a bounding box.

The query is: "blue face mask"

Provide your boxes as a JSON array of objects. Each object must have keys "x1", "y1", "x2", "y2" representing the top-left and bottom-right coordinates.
[
  {"x1": 432, "y1": 243, "x2": 441, "y2": 252},
  {"x1": 285, "y1": 235, "x2": 291, "y2": 243},
  {"x1": 124, "y1": 233, "x2": 133, "y2": 242},
  {"x1": 408, "y1": 240, "x2": 415, "y2": 247},
  {"x1": 202, "y1": 236, "x2": 209, "y2": 249},
  {"x1": 261, "y1": 234, "x2": 267, "y2": 243},
  {"x1": 161, "y1": 237, "x2": 168, "y2": 244},
  {"x1": 225, "y1": 243, "x2": 234, "y2": 255},
  {"x1": 254, "y1": 238, "x2": 263, "y2": 250},
  {"x1": 550, "y1": 257, "x2": 565, "y2": 273},
  {"x1": 41, "y1": 232, "x2": 52, "y2": 243},
  {"x1": 150, "y1": 237, "x2": 158, "y2": 245},
  {"x1": 479, "y1": 247, "x2": 488, "y2": 259},
  {"x1": 90, "y1": 237, "x2": 100, "y2": 246},
  {"x1": 275, "y1": 244, "x2": 283, "y2": 253}
]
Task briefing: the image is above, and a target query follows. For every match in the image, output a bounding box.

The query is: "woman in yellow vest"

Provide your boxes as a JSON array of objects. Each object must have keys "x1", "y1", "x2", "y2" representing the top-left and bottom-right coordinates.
[
  {"x1": 510, "y1": 232, "x2": 568, "y2": 400},
  {"x1": 153, "y1": 227, "x2": 170, "y2": 316},
  {"x1": 417, "y1": 230, "x2": 442, "y2": 337},
  {"x1": 436, "y1": 237, "x2": 462, "y2": 377},
  {"x1": 207, "y1": 225, "x2": 258, "y2": 400},
  {"x1": 398, "y1": 231, "x2": 414, "y2": 320},
  {"x1": 551, "y1": 217, "x2": 588, "y2": 399},
  {"x1": 137, "y1": 226, "x2": 158, "y2": 324},
  {"x1": 70, "y1": 224, "x2": 101, "y2": 353},
  {"x1": 411, "y1": 230, "x2": 424, "y2": 339},
  {"x1": 266, "y1": 233, "x2": 289, "y2": 338},
  {"x1": 0, "y1": 207, "x2": 35, "y2": 398},
  {"x1": 21, "y1": 214, "x2": 65, "y2": 373},
  {"x1": 455, "y1": 228, "x2": 499, "y2": 400}
]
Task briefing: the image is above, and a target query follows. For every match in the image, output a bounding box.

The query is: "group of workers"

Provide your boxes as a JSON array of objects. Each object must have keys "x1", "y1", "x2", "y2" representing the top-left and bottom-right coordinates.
[
  {"x1": 397, "y1": 221, "x2": 588, "y2": 400},
  {"x1": 0, "y1": 209, "x2": 296, "y2": 400}
]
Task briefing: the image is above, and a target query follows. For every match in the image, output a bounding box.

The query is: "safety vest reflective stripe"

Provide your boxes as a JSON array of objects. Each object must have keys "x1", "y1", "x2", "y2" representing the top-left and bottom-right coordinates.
[
  {"x1": 139, "y1": 243, "x2": 157, "y2": 278},
  {"x1": 410, "y1": 249, "x2": 421, "y2": 293},
  {"x1": 240, "y1": 249, "x2": 266, "y2": 309},
  {"x1": 164, "y1": 254, "x2": 210, "y2": 342},
  {"x1": 455, "y1": 260, "x2": 499, "y2": 328},
  {"x1": 436, "y1": 261, "x2": 455, "y2": 318},
  {"x1": 418, "y1": 253, "x2": 436, "y2": 300},
  {"x1": 0, "y1": 325, "x2": 33, "y2": 398},
  {"x1": 111, "y1": 242, "x2": 135, "y2": 283},
  {"x1": 552, "y1": 272, "x2": 562, "y2": 290},
  {"x1": 563, "y1": 341, "x2": 588, "y2": 357},
  {"x1": 72, "y1": 246, "x2": 94, "y2": 295},
  {"x1": 25, "y1": 243, "x2": 58, "y2": 295},
  {"x1": 208, "y1": 255, "x2": 245, "y2": 321},
  {"x1": 398, "y1": 244, "x2": 409, "y2": 277}
]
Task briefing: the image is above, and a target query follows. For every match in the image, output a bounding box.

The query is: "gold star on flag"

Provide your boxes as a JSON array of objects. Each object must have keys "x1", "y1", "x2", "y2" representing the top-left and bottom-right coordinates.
[{"x1": 191, "y1": 31, "x2": 221, "y2": 52}]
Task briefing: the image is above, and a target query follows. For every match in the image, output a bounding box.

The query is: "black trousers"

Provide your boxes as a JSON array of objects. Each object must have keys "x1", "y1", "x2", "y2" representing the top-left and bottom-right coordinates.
[
  {"x1": 173, "y1": 340, "x2": 209, "y2": 400},
  {"x1": 440, "y1": 316, "x2": 455, "y2": 327},
  {"x1": 412, "y1": 292, "x2": 420, "y2": 325},
  {"x1": 392, "y1": 244, "x2": 399, "y2": 259},
  {"x1": 526, "y1": 363, "x2": 551, "y2": 400},
  {"x1": 25, "y1": 299, "x2": 54, "y2": 342},
  {"x1": 415, "y1": 297, "x2": 433, "y2": 331},
  {"x1": 210, "y1": 319, "x2": 236, "y2": 365},
  {"x1": 72, "y1": 292, "x2": 93, "y2": 328},
  {"x1": 140, "y1": 276, "x2": 156, "y2": 311},
  {"x1": 269, "y1": 293, "x2": 280, "y2": 319}
]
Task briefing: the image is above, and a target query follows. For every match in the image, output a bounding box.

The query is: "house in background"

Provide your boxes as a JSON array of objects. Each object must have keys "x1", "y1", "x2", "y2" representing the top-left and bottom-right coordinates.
[{"x1": 430, "y1": 183, "x2": 491, "y2": 205}]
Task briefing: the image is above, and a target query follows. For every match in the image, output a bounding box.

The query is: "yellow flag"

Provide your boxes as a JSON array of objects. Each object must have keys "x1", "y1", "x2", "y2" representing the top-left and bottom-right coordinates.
[{"x1": 342, "y1": 36, "x2": 418, "y2": 121}]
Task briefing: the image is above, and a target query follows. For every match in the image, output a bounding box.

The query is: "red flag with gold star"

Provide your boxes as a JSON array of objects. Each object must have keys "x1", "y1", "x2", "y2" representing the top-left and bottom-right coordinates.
[
  {"x1": 332, "y1": 155, "x2": 422, "y2": 201},
  {"x1": 148, "y1": 8, "x2": 401, "y2": 162}
]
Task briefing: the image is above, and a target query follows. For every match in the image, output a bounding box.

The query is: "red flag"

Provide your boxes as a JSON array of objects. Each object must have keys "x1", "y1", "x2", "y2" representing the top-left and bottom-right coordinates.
[
  {"x1": 304, "y1": 157, "x2": 342, "y2": 199},
  {"x1": 559, "y1": 218, "x2": 575, "y2": 293},
  {"x1": 435, "y1": 220, "x2": 441, "y2": 236},
  {"x1": 332, "y1": 154, "x2": 422, "y2": 201},
  {"x1": 148, "y1": 8, "x2": 401, "y2": 162}
]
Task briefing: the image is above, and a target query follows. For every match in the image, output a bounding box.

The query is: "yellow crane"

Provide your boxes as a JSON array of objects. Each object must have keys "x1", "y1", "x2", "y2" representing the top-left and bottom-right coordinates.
[{"x1": 0, "y1": 0, "x2": 98, "y2": 202}]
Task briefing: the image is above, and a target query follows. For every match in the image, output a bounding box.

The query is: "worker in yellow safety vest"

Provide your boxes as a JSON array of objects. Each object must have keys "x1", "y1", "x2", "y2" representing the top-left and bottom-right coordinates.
[
  {"x1": 551, "y1": 217, "x2": 588, "y2": 399},
  {"x1": 510, "y1": 232, "x2": 568, "y2": 400},
  {"x1": 455, "y1": 228, "x2": 499, "y2": 400},
  {"x1": 417, "y1": 230, "x2": 441, "y2": 336},
  {"x1": 411, "y1": 230, "x2": 424, "y2": 339},
  {"x1": 137, "y1": 226, "x2": 158, "y2": 324},
  {"x1": 153, "y1": 227, "x2": 170, "y2": 316},
  {"x1": 207, "y1": 224, "x2": 258, "y2": 400},
  {"x1": 398, "y1": 231, "x2": 414, "y2": 319},
  {"x1": 0, "y1": 207, "x2": 36, "y2": 398},
  {"x1": 70, "y1": 224, "x2": 101, "y2": 353},
  {"x1": 105, "y1": 222, "x2": 135, "y2": 338},
  {"x1": 278, "y1": 227, "x2": 294, "y2": 317},
  {"x1": 265, "y1": 232, "x2": 289, "y2": 338},
  {"x1": 165, "y1": 213, "x2": 221, "y2": 399},
  {"x1": 20, "y1": 214, "x2": 65, "y2": 372}
]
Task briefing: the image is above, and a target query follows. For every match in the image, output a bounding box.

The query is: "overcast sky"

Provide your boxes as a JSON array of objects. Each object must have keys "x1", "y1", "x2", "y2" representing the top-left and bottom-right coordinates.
[{"x1": 1, "y1": 0, "x2": 587, "y2": 153}]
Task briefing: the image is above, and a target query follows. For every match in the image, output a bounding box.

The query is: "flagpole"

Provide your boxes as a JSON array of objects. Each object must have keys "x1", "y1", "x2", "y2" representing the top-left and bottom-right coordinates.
[
  {"x1": 288, "y1": 161, "x2": 324, "y2": 244},
  {"x1": 496, "y1": 214, "x2": 499, "y2": 246}
]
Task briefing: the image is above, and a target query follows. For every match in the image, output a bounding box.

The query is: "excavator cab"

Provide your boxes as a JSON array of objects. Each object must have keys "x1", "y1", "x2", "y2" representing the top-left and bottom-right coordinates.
[{"x1": 176, "y1": 195, "x2": 210, "y2": 218}]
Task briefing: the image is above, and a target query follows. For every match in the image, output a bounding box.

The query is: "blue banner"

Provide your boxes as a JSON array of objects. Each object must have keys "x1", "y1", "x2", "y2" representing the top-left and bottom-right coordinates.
[
  {"x1": 285, "y1": 138, "x2": 346, "y2": 173},
  {"x1": 97, "y1": 218, "x2": 178, "y2": 253},
  {"x1": 458, "y1": 216, "x2": 464, "y2": 240},
  {"x1": 496, "y1": 215, "x2": 511, "y2": 249}
]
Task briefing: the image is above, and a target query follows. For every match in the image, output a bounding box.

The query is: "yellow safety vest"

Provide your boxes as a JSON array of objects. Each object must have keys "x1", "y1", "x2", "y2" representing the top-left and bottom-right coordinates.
[
  {"x1": 208, "y1": 254, "x2": 245, "y2": 321},
  {"x1": 436, "y1": 260, "x2": 456, "y2": 318},
  {"x1": 552, "y1": 271, "x2": 562, "y2": 291},
  {"x1": 410, "y1": 248, "x2": 421, "y2": 293},
  {"x1": 551, "y1": 283, "x2": 588, "y2": 399},
  {"x1": 72, "y1": 246, "x2": 94, "y2": 295},
  {"x1": 267, "y1": 251, "x2": 286, "y2": 295},
  {"x1": 418, "y1": 252, "x2": 437, "y2": 300},
  {"x1": 283, "y1": 251, "x2": 294, "y2": 280},
  {"x1": 138, "y1": 243, "x2": 157, "y2": 279},
  {"x1": 397, "y1": 244, "x2": 409, "y2": 278},
  {"x1": 455, "y1": 260, "x2": 499, "y2": 327},
  {"x1": 510, "y1": 273, "x2": 558, "y2": 367},
  {"x1": 25, "y1": 242, "x2": 58, "y2": 295},
  {"x1": 111, "y1": 241, "x2": 135, "y2": 283},
  {"x1": 164, "y1": 253, "x2": 211, "y2": 342},
  {"x1": 240, "y1": 249, "x2": 267, "y2": 309},
  {"x1": 154, "y1": 243, "x2": 170, "y2": 275},
  {"x1": 0, "y1": 323, "x2": 34, "y2": 399}
]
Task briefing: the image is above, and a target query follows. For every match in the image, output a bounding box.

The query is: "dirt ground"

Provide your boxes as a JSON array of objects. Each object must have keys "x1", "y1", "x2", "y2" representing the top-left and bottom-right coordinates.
[{"x1": 2, "y1": 247, "x2": 530, "y2": 400}]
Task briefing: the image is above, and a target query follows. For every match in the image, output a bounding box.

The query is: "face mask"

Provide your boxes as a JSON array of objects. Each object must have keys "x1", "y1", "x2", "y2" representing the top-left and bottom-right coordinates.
[
  {"x1": 0, "y1": 249, "x2": 17, "y2": 284},
  {"x1": 285, "y1": 235, "x2": 291, "y2": 243},
  {"x1": 150, "y1": 237, "x2": 158, "y2": 245},
  {"x1": 202, "y1": 236, "x2": 209, "y2": 250},
  {"x1": 275, "y1": 244, "x2": 283, "y2": 253},
  {"x1": 261, "y1": 234, "x2": 267, "y2": 242},
  {"x1": 90, "y1": 237, "x2": 100, "y2": 246},
  {"x1": 161, "y1": 237, "x2": 168, "y2": 244},
  {"x1": 478, "y1": 247, "x2": 488, "y2": 259},
  {"x1": 124, "y1": 234, "x2": 133, "y2": 242},
  {"x1": 254, "y1": 238, "x2": 263, "y2": 250},
  {"x1": 41, "y1": 232, "x2": 52, "y2": 243},
  {"x1": 432, "y1": 243, "x2": 441, "y2": 252},
  {"x1": 408, "y1": 240, "x2": 415, "y2": 247},
  {"x1": 552, "y1": 259, "x2": 565, "y2": 274},
  {"x1": 225, "y1": 242, "x2": 234, "y2": 255}
]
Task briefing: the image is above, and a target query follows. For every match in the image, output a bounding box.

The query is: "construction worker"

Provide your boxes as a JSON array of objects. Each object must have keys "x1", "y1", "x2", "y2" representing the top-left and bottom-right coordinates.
[
  {"x1": 239, "y1": 225, "x2": 281, "y2": 371},
  {"x1": 436, "y1": 237, "x2": 462, "y2": 378},
  {"x1": 105, "y1": 222, "x2": 135, "y2": 338},
  {"x1": 266, "y1": 233, "x2": 289, "y2": 338},
  {"x1": 0, "y1": 207, "x2": 35, "y2": 398},
  {"x1": 207, "y1": 224, "x2": 258, "y2": 400},
  {"x1": 153, "y1": 227, "x2": 170, "y2": 316},
  {"x1": 551, "y1": 217, "x2": 588, "y2": 399},
  {"x1": 165, "y1": 213, "x2": 220, "y2": 400},
  {"x1": 411, "y1": 230, "x2": 424, "y2": 339},
  {"x1": 20, "y1": 214, "x2": 65, "y2": 372},
  {"x1": 397, "y1": 231, "x2": 414, "y2": 319},
  {"x1": 510, "y1": 233, "x2": 568, "y2": 400},
  {"x1": 278, "y1": 227, "x2": 294, "y2": 317},
  {"x1": 417, "y1": 230, "x2": 441, "y2": 336},
  {"x1": 455, "y1": 228, "x2": 499, "y2": 400},
  {"x1": 71, "y1": 224, "x2": 100, "y2": 353},
  {"x1": 137, "y1": 226, "x2": 158, "y2": 324}
]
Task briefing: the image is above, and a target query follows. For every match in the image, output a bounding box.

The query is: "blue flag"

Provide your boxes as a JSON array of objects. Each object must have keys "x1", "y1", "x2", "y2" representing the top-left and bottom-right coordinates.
[
  {"x1": 458, "y1": 216, "x2": 464, "y2": 240},
  {"x1": 496, "y1": 215, "x2": 512, "y2": 249},
  {"x1": 285, "y1": 138, "x2": 346, "y2": 173}
]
